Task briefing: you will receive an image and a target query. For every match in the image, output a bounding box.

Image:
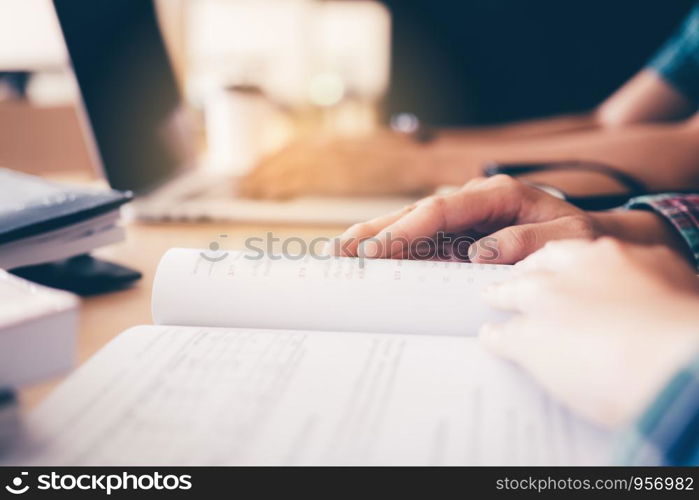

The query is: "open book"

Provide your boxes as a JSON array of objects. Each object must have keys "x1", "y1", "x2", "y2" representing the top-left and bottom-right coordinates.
[{"x1": 7, "y1": 249, "x2": 613, "y2": 465}]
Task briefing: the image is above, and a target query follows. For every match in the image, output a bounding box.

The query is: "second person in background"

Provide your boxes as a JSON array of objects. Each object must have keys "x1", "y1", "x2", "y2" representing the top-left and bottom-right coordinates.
[{"x1": 242, "y1": 4, "x2": 699, "y2": 201}]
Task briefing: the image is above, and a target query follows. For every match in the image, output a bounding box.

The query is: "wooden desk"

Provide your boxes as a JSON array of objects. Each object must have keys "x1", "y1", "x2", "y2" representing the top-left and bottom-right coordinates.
[{"x1": 18, "y1": 220, "x2": 343, "y2": 412}]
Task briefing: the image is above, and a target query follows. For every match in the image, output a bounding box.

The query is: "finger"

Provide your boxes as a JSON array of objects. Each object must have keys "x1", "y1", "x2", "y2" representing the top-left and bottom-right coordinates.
[
  {"x1": 242, "y1": 148, "x2": 289, "y2": 179},
  {"x1": 478, "y1": 316, "x2": 541, "y2": 361},
  {"x1": 462, "y1": 176, "x2": 490, "y2": 188},
  {"x1": 470, "y1": 216, "x2": 594, "y2": 264},
  {"x1": 481, "y1": 271, "x2": 554, "y2": 313},
  {"x1": 241, "y1": 146, "x2": 314, "y2": 198},
  {"x1": 238, "y1": 169, "x2": 265, "y2": 198},
  {"x1": 515, "y1": 239, "x2": 595, "y2": 273},
  {"x1": 239, "y1": 162, "x2": 289, "y2": 199},
  {"x1": 359, "y1": 186, "x2": 521, "y2": 258},
  {"x1": 327, "y1": 204, "x2": 417, "y2": 256},
  {"x1": 251, "y1": 162, "x2": 304, "y2": 199}
]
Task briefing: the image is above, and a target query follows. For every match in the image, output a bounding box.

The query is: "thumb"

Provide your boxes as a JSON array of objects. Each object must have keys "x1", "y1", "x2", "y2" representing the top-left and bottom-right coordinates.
[
  {"x1": 471, "y1": 216, "x2": 593, "y2": 264},
  {"x1": 478, "y1": 316, "x2": 540, "y2": 362},
  {"x1": 515, "y1": 239, "x2": 595, "y2": 273}
]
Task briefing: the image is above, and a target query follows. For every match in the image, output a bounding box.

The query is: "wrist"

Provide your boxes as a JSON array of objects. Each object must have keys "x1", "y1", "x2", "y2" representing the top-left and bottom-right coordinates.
[{"x1": 590, "y1": 210, "x2": 694, "y2": 263}]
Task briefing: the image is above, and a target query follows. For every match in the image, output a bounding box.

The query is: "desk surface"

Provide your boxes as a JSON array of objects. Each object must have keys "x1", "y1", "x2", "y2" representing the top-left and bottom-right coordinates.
[{"x1": 18, "y1": 220, "x2": 342, "y2": 412}]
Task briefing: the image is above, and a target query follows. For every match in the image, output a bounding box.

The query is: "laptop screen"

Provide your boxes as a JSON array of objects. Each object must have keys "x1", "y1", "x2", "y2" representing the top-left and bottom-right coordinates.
[{"x1": 53, "y1": 0, "x2": 187, "y2": 194}]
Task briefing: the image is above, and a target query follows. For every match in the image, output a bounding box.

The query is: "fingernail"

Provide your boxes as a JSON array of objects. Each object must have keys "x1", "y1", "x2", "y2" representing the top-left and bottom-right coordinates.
[{"x1": 359, "y1": 240, "x2": 379, "y2": 258}]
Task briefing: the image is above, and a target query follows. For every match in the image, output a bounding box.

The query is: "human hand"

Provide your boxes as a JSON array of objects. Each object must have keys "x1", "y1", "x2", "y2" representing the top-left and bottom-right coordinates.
[
  {"x1": 328, "y1": 175, "x2": 600, "y2": 262},
  {"x1": 328, "y1": 174, "x2": 693, "y2": 264},
  {"x1": 480, "y1": 238, "x2": 699, "y2": 426},
  {"x1": 238, "y1": 131, "x2": 438, "y2": 199}
]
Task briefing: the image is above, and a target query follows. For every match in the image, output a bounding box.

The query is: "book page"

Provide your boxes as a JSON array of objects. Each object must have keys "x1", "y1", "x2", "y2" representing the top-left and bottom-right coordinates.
[
  {"x1": 152, "y1": 248, "x2": 513, "y2": 336},
  {"x1": 7, "y1": 325, "x2": 612, "y2": 466}
]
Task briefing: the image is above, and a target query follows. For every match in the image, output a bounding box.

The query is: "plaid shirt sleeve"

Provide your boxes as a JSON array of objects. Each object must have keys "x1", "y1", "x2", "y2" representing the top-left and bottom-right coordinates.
[
  {"x1": 625, "y1": 193, "x2": 699, "y2": 269},
  {"x1": 616, "y1": 354, "x2": 699, "y2": 465}
]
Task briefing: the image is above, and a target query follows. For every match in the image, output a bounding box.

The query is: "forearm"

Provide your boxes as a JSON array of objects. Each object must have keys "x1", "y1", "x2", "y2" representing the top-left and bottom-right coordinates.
[
  {"x1": 437, "y1": 112, "x2": 598, "y2": 142},
  {"x1": 430, "y1": 120, "x2": 699, "y2": 195}
]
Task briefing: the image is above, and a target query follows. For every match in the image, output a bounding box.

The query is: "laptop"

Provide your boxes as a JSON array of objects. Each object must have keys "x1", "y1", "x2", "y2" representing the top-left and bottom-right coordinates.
[{"x1": 52, "y1": 0, "x2": 412, "y2": 225}]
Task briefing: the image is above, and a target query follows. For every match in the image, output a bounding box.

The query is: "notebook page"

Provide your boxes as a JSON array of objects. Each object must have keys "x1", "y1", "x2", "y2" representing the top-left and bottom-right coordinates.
[
  {"x1": 8, "y1": 325, "x2": 613, "y2": 465},
  {"x1": 152, "y1": 248, "x2": 513, "y2": 336}
]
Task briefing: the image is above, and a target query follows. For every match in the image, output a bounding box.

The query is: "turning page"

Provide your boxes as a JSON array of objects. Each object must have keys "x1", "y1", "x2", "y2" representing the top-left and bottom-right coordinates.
[
  {"x1": 152, "y1": 248, "x2": 512, "y2": 336},
  {"x1": 8, "y1": 325, "x2": 612, "y2": 465}
]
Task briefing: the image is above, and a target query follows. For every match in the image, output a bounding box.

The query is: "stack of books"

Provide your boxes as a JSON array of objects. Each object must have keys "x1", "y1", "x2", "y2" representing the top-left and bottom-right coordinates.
[
  {"x1": 0, "y1": 168, "x2": 130, "y2": 418},
  {"x1": 0, "y1": 168, "x2": 131, "y2": 270},
  {"x1": 0, "y1": 269, "x2": 77, "y2": 458},
  {"x1": 0, "y1": 270, "x2": 78, "y2": 389}
]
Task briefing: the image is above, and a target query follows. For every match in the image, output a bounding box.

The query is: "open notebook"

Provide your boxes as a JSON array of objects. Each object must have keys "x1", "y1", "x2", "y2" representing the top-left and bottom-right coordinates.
[{"x1": 7, "y1": 250, "x2": 613, "y2": 465}]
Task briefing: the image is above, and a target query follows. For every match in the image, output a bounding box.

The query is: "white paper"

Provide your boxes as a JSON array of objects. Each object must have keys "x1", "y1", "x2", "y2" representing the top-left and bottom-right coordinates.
[
  {"x1": 152, "y1": 249, "x2": 513, "y2": 336},
  {"x1": 8, "y1": 325, "x2": 613, "y2": 465}
]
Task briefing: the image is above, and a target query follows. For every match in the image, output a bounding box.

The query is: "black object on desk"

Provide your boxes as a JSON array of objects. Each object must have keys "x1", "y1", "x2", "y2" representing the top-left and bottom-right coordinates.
[{"x1": 11, "y1": 254, "x2": 142, "y2": 296}]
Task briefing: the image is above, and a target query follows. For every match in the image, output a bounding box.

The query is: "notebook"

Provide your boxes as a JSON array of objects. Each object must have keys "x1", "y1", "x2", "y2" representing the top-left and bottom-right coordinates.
[{"x1": 6, "y1": 250, "x2": 613, "y2": 465}]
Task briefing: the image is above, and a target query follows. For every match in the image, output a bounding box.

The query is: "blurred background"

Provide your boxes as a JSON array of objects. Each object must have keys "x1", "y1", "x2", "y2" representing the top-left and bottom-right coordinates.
[{"x1": 0, "y1": 0, "x2": 694, "y2": 176}]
